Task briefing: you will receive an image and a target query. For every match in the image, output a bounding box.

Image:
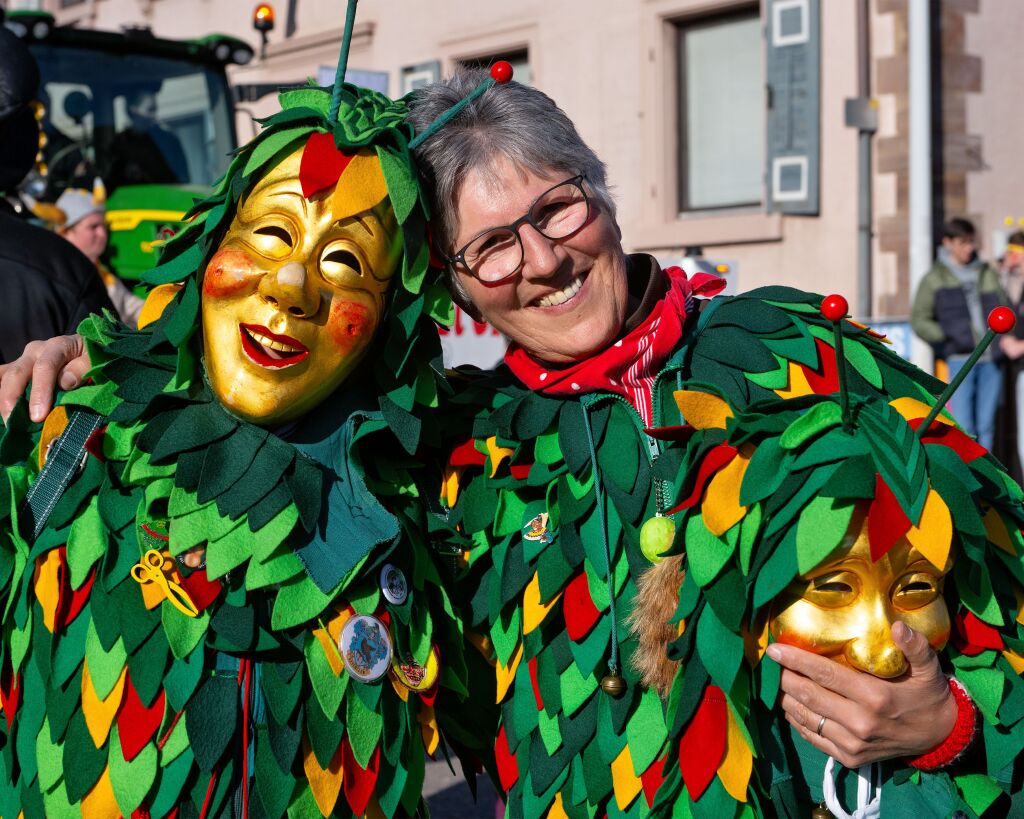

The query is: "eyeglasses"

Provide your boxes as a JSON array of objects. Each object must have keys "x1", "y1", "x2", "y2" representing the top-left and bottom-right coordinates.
[{"x1": 446, "y1": 174, "x2": 591, "y2": 284}]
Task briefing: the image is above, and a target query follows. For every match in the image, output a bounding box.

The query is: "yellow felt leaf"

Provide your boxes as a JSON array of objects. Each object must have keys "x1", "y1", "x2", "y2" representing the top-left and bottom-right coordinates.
[
  {"x1": 742, "y1": 615, "x2": 770, "y2": 668},
  {"x1": 80, "y1": 767, "x2": 119, "y2": 818},
  {"x1": 38, "y1": 406, "x2": 69, "y2": 470},
  {"x1": 523, "y1": 573, "x2": 560, "y2": 634},
  {"x1": 441, "y1": 466, "x2": 462, "y2": 508},
  {"x1": 717, "y1": 707, "x2": 752, "y2": 802},
  {"x1": 82, "y1": 661, "x2": 126, "y2": 749},
  {"x1": 331, "y1": 150, "x2": 388, "y2": 224},
  {"x1": 673, "y1": 390, "x2": 733, "y2": 430},
  {"x1": 466, "y1": 631, "x2": 496, "y2": 667},
  {"x1": 303, "y1": 734, "x2": 344, "y2": 817},
  {"x1": 983, "y1": 506, "x2": 1017, "y2": 556},
  {"x1": 904, "y1": 488, "x2": 953, "y2": 570},
  {"x1": 486, "y1": 436, "x2": 515, "y2": 478},
  {"x1": 702, "y1": 449, "x2": 750, "y2": 536},
  {"x1": 775, "y1": 361, "x2": 813, "y2": 399},
  {"x1": 1012, "y1": 583, "x2": 1024, "y2": 627},
  {"x1": 495, "y1": 642, "x2": 523, "y2": 703},
  {"x1": 390, "y1": 675, "x2": 409, "y2": 703},
  {"x1": 313, "y1": 607, "x2": 352, "y2": 677},
  {"x1": 32, "y1": 550, "x2": 62, "y2": 633},
  {"x1": 547, "y1": 792, "x2": 570, "y2": 819},
  {"x1": 1003, "y1": 650, "x2": 1024, "y2": 675},
  {"x1": 418, "y1": 702, "x2": 440, "y2": 756},
  {"x1": 610, "y1": 744, "x2": 643, "y2": 810},
  {"x1": 138, "y1": 283, "x2": 183, "y2": 329},
  {"x1": 889, "y1": 397, "x2": 953, "y2": 426},
  {"x1": 363, "y1": 795, "x2": 386, "y2": 819}
]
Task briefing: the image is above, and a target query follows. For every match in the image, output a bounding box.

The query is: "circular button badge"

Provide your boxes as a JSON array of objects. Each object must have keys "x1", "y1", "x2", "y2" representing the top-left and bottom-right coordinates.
[
  {"x1": 390, "y1": 645, "x2": 440, "y2": 693},
  {"x1": 339, "y1": 614, "x2": 393, "y2": 683},
  {"x1": 380, "y1": 563, "x2": 409, "y2": 606}
]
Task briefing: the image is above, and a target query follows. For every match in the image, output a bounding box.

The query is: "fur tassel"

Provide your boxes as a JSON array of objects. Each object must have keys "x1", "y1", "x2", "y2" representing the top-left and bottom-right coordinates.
[{"x1": 626, "y1": 555, "x2": 684, "y2": 699}]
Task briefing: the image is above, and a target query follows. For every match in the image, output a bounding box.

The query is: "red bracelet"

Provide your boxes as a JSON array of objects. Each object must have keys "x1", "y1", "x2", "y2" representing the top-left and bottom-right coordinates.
[{"x1": 907, "y1": 677, "x2": 977, "y2": 771}]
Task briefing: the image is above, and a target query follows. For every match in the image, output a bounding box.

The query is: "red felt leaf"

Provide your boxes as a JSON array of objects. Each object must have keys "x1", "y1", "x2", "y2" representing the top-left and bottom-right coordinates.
[
  {"x1": 800, "y1": 337, "x2": 840, "y2": 395},
  {"x1": 53, "y1": 548, "x2": 94, "y2": 633},
  {"x1": 953, "y1": 610, "x2": 1005, "y2": 656},
  {"x1": 527, "y1": 657, "x2": 543, "y2": 711},
  {"x1": 84, "y1": 425, "x2": 107, "y2": 462},
  {"x1": 677, "y1": 684, "x2": 727, "y2": 801},
  {"x1": 563, "y1": 572, "x2": 601, "y2": 642},
  {"x1": 177, "y1": 569, "x2": 222, "y2": 613},
  {"x1": 867, "y1": 475, "x2": 912, "y2": 561},
  {"x1": 494, "y1": 724, "x2": 519, "y2": 792},
  {"x1": 131, "y1": 808, "x2": 151, "y2": 818},
  {"x1": 640, "y1": 753, "x2": 668, "y2": 808},
  {"x1": 509, "y1": 464, "x2": 532, "y2": 480},
  {"x1": 668, "y1": 444, "x2": 738, "y2": 514},
  {"x1": 911, "y1": 419, "x2": 988, "y2": 462},
  {"x1": 448, "y1": 438, "x2": 488, "y2": 467},
  {"x1": 341, "y1": 738, "x2": 379, "y2": 817},
  {"x1": 299, "y1": 132, "x2": 354, "y2": 199},
  {"x1": 117, "y1": 674, "x2": 166, "y2": 762},
  {"x1": 0, "y1": 666, "x2": 21, "y2": 732},
  {"x1": 645, "y1": 424, "x2": 697, "y2": 444}
]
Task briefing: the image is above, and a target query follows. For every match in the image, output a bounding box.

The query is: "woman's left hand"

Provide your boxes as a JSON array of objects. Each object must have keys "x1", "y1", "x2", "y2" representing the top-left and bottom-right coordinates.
[{"x1": 766, "y1": 621, "x2": 957, "y2": 768}]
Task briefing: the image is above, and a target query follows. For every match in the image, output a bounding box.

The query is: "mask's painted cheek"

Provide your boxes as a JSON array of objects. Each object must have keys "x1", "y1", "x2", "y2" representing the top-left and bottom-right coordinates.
[
  {"x1": 203, "y1": 248, "x2": 262, "y2": 298},
  {"x1": 325, "y1": 298, "x2": 374, "y2": 352}
]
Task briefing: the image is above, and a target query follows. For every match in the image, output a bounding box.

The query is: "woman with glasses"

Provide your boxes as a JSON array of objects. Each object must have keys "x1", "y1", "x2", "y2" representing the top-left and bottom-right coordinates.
[{"x1": 407, "y1": 71, "x2": 976, "y2": 816}]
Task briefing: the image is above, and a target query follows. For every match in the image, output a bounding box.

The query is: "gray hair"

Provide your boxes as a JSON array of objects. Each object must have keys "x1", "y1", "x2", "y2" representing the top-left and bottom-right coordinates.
[{"x1": 407, "y1": 69, "x2": 616, "y2": 302}]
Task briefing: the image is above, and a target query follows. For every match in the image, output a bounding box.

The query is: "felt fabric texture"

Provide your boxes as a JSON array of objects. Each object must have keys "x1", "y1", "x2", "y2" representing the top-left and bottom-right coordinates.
[
  {"x1": 440, "y1": 274, "x2": 1018, "y2": 818},
  {"x1": 0, "y1": 79, "x2": 493, "y2": 819},
  {"x1": 636, "y1": 291, "x2": 1024, "y2": 816}
]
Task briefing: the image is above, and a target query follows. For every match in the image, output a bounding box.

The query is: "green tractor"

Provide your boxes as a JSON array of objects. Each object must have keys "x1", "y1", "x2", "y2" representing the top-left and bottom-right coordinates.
[{"x1": 4, "y1": 10, "x2": 253, "y2": 291}]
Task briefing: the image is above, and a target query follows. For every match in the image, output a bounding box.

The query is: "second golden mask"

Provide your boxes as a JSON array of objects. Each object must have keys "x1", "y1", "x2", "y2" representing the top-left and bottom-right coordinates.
[
  {"x1": 201, "y1": 146, "x2": 402, "y2": 425},
  {"x1": 769, "y1": 508, "x2": 953, "y2": 678}
]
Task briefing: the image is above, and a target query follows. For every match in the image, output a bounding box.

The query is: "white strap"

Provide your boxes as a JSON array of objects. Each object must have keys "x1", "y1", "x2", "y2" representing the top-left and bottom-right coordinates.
[{"x1": 822, "y1": 757, "x2": 882, "y2": 819}]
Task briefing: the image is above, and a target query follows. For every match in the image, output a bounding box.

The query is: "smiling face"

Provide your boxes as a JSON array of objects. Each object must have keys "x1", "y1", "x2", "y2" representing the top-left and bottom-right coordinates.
[
  {"x1": 449, "y1": 157, "x2": 629, "y2": 364},
  {"x1": 201, "y1": 146, "x2": 401, "y2": 425},
  {"x1": 769, "y1": 512, "x2": 952, "y2": 678}
]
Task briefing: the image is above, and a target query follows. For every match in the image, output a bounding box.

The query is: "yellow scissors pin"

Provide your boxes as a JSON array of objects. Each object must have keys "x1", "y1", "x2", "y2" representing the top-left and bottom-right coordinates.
[{"x1": 130, "y1": 549, "x2": 200, "y2": 618}]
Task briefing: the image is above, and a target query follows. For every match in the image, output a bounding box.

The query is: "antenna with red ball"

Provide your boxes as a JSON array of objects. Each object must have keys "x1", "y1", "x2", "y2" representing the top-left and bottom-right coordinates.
[
  {"x1": 408, "y1": 61, "x2": 514, "y2": 151},
  {"x1": 914, "y1": 306, "x2": 1016, "y2": 437},
  {"x1": 820, "y1": 294, "x2": 853, "y2": 430}
]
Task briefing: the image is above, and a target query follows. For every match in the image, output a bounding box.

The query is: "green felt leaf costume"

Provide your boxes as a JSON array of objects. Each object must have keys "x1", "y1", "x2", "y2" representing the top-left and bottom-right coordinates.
[
  {"x1": 437, "y1": 281, "x2": 974, "y2": 819},
  {"x1": 0, "y1": 81, "x2": 494, "y2": 819},
  {"x1": 635, "y1": 303, "x2": 1024, "y2": 817}
]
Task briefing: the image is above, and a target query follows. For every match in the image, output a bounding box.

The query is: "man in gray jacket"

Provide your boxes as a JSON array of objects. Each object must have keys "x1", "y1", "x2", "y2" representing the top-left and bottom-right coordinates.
[{"x1": 911, "y1": 217, "x2": 1007, "y2": 449}]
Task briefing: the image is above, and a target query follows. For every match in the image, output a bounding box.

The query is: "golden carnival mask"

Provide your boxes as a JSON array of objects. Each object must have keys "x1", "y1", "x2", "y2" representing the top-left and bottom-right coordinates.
[
  {"x1": 201, "y1": 146, "x2": 401, "y2": 425},
  {"x1": 769, "y1": 508, "x2": 952, "y2": 678}
]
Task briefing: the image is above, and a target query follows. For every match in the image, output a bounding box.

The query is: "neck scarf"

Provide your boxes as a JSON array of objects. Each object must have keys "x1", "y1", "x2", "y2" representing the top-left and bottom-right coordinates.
[{"x1": 505, "y1": 266, "x2": 726, "y2": 425}]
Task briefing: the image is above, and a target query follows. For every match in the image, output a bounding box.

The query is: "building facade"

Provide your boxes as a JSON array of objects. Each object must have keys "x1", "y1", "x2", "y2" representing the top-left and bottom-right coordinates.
[{"x1": 23, "y1": 0, "x2": 1024, "y2": 339}]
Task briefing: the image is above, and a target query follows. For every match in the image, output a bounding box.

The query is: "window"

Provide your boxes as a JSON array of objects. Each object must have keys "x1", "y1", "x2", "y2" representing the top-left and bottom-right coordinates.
[
  {"x1": 677, "y1": 11, "x2": 764, "y2": 211},
  {"x1": 459, "y1": 50, "x2": 530, "y2": 86}
]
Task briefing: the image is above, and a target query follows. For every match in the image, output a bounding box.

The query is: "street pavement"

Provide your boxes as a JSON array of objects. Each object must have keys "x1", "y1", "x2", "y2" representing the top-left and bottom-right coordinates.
[{"x1": 423, "y1": 756, "x2": 500, "y2": 818}]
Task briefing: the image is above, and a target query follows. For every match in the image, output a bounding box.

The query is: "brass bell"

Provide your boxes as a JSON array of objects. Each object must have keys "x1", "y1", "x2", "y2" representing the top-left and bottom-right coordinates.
[
  {"x1": 810, "y1": 804, "x2": 836, "y2": 819},
  {"x1": 600, "y1": 673, "x2": 626, "y2": 698}
]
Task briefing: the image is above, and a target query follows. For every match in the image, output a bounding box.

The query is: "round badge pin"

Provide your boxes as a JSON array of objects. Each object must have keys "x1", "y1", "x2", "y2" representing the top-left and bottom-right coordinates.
[
  {"x1": 379, "y1": 563, "x2": 409, "y2": 606},
  {"x1": 390, "y1": 644, "x2": 440, "y2": 693},
  {"x1": 339, "y1": 614, "x2": 393, "y2": 683}
]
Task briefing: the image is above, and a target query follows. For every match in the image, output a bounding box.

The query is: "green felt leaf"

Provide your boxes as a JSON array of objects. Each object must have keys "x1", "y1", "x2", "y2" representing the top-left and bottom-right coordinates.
[
  {"x1": 377, "y1": 145, "x2": 418, "y2": 228},
  {"x1": 697, "y1": 604, "x2": 744, "y2": 695},
  {"x1": 36, "y1": 716, "x2": 63, "y2": 793},
  {"x1": 85, "y1": 621, "x2": 127, "y2": 701},
  {"x1": 305, "y1": 632, "x2": 346, "y2": 720},
  {"x1": 109, "y1": 723, "x2": 158, "y2": 815},
  {"x1": 162, "y1": 603, "x2": 210, "y2": 660},
  {"x1": 243, "y1": 127, "x2": 314, "y2": 177},
  {"x1": 66, "y1": 496, "x2": 106, "y2": 589},
  {"x1": 345, "y1": 683, "x2": 383, "y2": 769},
  {"x1": 954, "y1": 774, "x2": 1003, "y2": 815},
  {"x1": 753, "y1": 530, "x2": 799, "y2": 609},
  {"x1": 795, "y1": 497, "x2": 854, "y2": 574},
  {"x1": 625, "y1": 690, "x2": 668, "y2": 775},
  {"x1": 958, "y1": 666, "x2": 1005, "y2": 722},
  {"x1": 738, "y1": 503, "x2": 762, "y2": 576},
  {"x1": 272, "y1": 575, "x2": 332, "y2": 630},
  {"x1": 779, "y1": 402, "x2": 843, "y2": 450},
  {"x1": 744, "y1": 354, "x2": 790, "y2": 390},
  {"x1": 686, "y1": 515, "x2": 738, "y2": 588}
]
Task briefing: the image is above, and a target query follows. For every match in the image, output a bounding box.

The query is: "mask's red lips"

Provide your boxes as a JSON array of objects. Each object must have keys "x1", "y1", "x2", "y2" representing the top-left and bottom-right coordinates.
[{"x1": 239, "y1": 323, "x2": 310, "y2": 369}]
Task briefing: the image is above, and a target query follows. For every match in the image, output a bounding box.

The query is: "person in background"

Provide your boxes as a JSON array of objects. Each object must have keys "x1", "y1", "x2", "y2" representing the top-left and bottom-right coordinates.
[
  {"x1": 998, "y1": 231, "x2": 1024, "y2": 475},
  {"x1": 55, "y1": 184, "x2": 144, "y2": 326},
  {"x1": 910, "y1": 217, "x2": 1007, "y2": 449},
  {"x1": 0, "y1": 28, "x2": 112, "y2": 363}
]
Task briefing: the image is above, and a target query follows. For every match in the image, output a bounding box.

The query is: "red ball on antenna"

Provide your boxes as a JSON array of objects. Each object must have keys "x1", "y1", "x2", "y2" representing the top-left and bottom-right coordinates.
[
  {"x1": 490, "y1": 61, "x2": 513, "y2": 84},
  {"x1": 820, "y1": 294, "x2": 849, "y2": 322},
  {"x1": 988, "y1": 306, "x2": 1016, "y2": 334}
]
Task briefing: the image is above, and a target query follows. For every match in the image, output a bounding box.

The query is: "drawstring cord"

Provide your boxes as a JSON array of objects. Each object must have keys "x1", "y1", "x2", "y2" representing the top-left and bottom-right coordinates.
[{"x1": 581, "y1": 403, "x2": 619, "y2": 676}]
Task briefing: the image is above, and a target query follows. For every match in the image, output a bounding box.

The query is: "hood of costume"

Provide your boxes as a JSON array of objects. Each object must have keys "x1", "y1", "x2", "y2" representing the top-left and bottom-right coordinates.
[
  {"x1": 434, "y1": 257, "x2": 1016, "y2": 817},
  {"x1": 0, "y1": 81, "x2": 494, "y2": 819}
]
